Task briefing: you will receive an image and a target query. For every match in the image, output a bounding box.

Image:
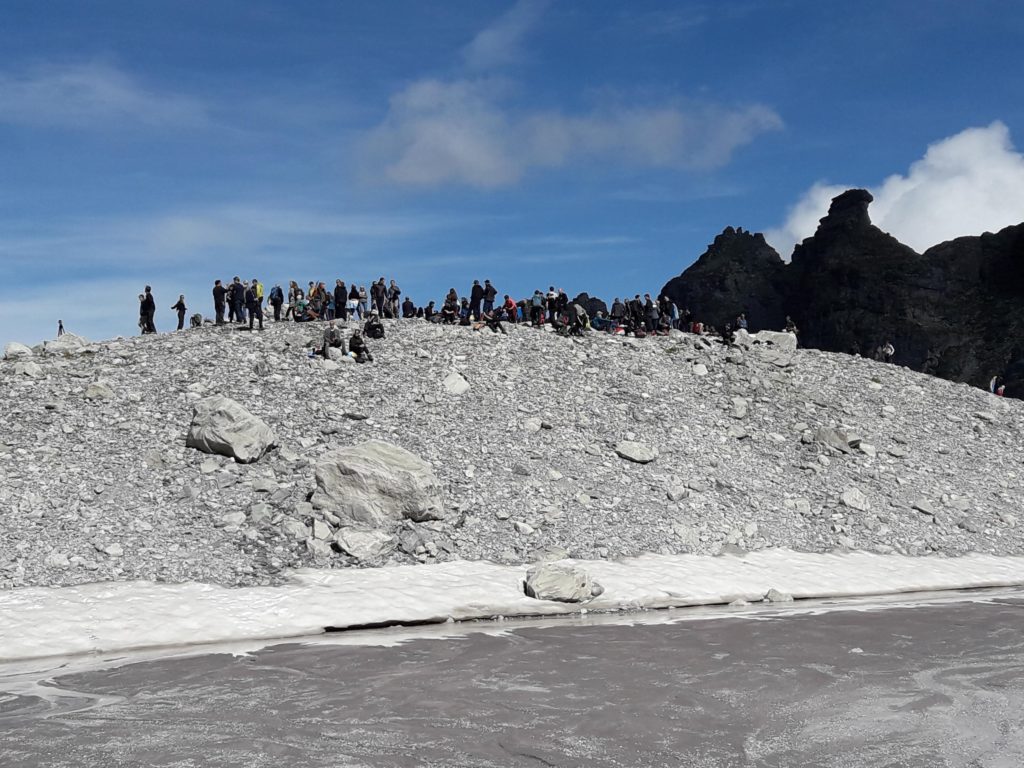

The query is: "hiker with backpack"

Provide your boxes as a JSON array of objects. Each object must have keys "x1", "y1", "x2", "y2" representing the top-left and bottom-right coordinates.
[{"x1": 269, "y1": 284, "x2": 285, "y2": 321}]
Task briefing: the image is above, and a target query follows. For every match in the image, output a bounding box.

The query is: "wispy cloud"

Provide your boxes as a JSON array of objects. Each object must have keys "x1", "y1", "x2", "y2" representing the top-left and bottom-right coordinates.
[
  {"x1": 766, "y1": 122, "x2": 1024, "y2": 255},
  {"x1": 0, "y1": 61, "x2": 209, "y2": 129},
  {"x1": 462, "y1": 0, "x2": 549, "y2": 71},
  {"x1": 363, "y1": 1, "x2": 781, "y2": 189},
  {"x1": 364, "y1": 77, "x2": 782, "y2": 188},
  {"x1": 0, "y1": 204, "x2": 459, "y2": 276}
]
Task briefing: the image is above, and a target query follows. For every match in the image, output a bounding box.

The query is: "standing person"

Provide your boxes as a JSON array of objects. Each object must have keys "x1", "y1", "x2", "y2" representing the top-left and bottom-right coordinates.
[
  {"x1": 231, "y1": 277, "x2": 245, "y2": 324},
  {"x1": 531, "y1": 290, "x2": 545, "y2": 326},
  {"x1": 252, "y1": 278, "x2": 263, "y2": 309},
  {"x1": 546, "y1": 286, "x2": 558, "y2": 322},
  {"x1": 171, "y1": 295, "x2": 187, "y2": 330},
  {"x1": 388, "y1": 280, "x2": 401, "y2": 319},
  {"x1": 142, "y1": 286, "x2": 157, "y2": 333},
  {"x1": 138, "y1": 294, "x2": 147, "y2": 334},
  {"x1": 358, "y1": 284, "x2": 369, "y2": 318},
  {"x1": 644, "y1": 294, "x2": 659, "y2": 333},
  {"x1": 57, "y1": 319, "x2": 65, "y2": 337},
  {"x1": 269, "y1": 284, "x2": 284, "y2": 321},
  {"x1": 470, "y1": 280, "x2": 484, "y2": 320},
  {"x1": 245, "y1": 281, "x2": 264, "y2": 330},
  {"x1": 286, "y1": 281, "x2": 302, "y2": 320},
  {"x1": 339, "y1": 280, "x2": 352, "y2": 321},
  {"x1": 370, "y1": 278, "x2": 386, "y2": 315},
  {"x1": 483, "y1": 280, "x2": 497, "y2": 314},
  {"x1": 213, "y1": 280, "x2": 227, "y2": 324},
  {"x1": 347, "y1": 283, "x2": 359, "y2": 320}
]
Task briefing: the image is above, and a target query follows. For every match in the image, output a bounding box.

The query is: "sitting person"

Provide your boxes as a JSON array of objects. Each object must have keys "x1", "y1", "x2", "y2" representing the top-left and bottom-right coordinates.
[
  {"x1": 292, "y1": 296, "x2": 311, "y2": 321},
  {"x1": 458, "y1": 299, "x2": 472, "y2": 326},
  {"x1": 349, "y1": 331, "x2": 373, "y2": 363},
  {"x1": 474, "y1": 309, "x2": 508, "y2": 335},
  {"x1": 441, "y1": 299, "x2": 459, "y2": 324},
  {"x1": 566, "y1": 303, "x2": 588, "y2": 336},
  {"x1": 424, "y1": 301, "x2": 437, "y2": 321},
  {"x1": 402, "y1": 298, "x2": 417, "y2": 318},
  {"x1": 591, "y1": 311, "x2": 614, "y2": 332},
  {"x1": 320, "y1": 320, "x2": 346, "y2": 358},
  {"x1": 363, "y1": 310, "x2": 386, "y2": 339}
]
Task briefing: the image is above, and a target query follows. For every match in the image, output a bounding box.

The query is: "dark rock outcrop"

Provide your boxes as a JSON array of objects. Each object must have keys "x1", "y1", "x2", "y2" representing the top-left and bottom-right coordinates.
[
  {"x1": 659, "y1": 189, "x2": 1024, "y2": 397},
  {"x1": 572, "y1": 292, "x2": 608, "y2": 318},
  {"x1": 660, "y1": 227, "x2": 790, "y2": 332}
]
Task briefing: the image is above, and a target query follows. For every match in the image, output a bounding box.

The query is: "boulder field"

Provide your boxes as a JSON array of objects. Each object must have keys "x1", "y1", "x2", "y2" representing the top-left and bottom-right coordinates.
[{"x1": 0, "y1": 318, "x2": 1021, "y2": 590}]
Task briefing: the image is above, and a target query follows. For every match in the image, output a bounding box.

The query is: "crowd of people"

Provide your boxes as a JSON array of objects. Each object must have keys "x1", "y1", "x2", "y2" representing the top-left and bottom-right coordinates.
[
  {"x1": 132, "y1": 277, "x2": 1007, "y2": 396},
  {"x1": 134, "y1": 275, "x2": 801, "y2": 352}
]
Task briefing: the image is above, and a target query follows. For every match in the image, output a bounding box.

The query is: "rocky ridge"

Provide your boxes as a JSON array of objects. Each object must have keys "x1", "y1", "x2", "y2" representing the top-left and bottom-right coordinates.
[
  {"x1": 660, "y1": 189, "x2": 1024, "y2": 397},
  {"x1": 1, "y1": 319, "x2": 1022, "y2": 591}
]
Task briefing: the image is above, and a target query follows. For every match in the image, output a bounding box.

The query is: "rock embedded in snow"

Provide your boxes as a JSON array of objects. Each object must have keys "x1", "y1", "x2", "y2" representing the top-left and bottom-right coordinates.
[
  {"x1": 523, "y1": 563, "x2": 602, "y2": 603},
  {"x1": 443, "y1": 372, "x2": 470, "y2": 395},
  {"x1": 615, "y1": 441, "x2": 658, "y2": 464},
  {"x1": 185, "y1": 395, "x2": 277, "y2": 464},
  {"x1": 764, "y1": 587, "x2": 794, "y2": 603},
  {"x1": 311, "y1": 440, "x2": 444, "y2": 527}
]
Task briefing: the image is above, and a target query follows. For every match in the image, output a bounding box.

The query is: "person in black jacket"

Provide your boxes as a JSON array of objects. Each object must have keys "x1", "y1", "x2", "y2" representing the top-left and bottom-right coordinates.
[
  {"x1": 171, "y1": 295, "x2": 187, "y2": 331},
  {"x1": 363, "y1": 310, "x2": 385, "y2": 339},
  {"x1": 349, "y1": 331, "x2": 373, "y2": 363},
  {"x1": 334, "y1": 280, "x2": 348, "y2": 322},
  {"x1": 244, "y1": 282, "x2": 263, "y2": 330},
  {"x1": 483, "y1": 279, "x2": 497, "y2": 314},
  {"x1": 469, "y1": 280, "x2": 484, "y2": 320},
  {"x1": 213, "y1": 280, "x2": 227, "y2": 324},
  {"x1": 402, "y1": 297, "x2": 416, "y2": 318},
  {"x1": 141, "y1": 286, "x2": 157, "y2": 333}
]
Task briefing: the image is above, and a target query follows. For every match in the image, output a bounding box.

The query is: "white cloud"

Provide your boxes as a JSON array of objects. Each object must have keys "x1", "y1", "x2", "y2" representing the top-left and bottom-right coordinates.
[
  {"x1": 462, "y1": 0, "x2": 549, "y2": 71},
  {"x1": 0, "y1": 61, "x2": 208, "y2": 129},
  {"x1": 364, "y1": 78, "x2": 783, "y2": 188},
  {"x1": 767, "y1": 122, "x2": 1024, "y2": 256}
]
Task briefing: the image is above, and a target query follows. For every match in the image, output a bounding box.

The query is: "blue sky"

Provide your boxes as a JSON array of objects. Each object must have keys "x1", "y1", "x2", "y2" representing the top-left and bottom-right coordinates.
[{"x1": 2, "y1": 0, "x2": 1023, "y2": 344}]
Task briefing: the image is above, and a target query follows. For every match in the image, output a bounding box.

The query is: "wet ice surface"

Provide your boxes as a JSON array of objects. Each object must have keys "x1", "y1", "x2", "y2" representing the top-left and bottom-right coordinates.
[{"x1": 3, "y1": 596, "x2": 1024, "y2": 767}]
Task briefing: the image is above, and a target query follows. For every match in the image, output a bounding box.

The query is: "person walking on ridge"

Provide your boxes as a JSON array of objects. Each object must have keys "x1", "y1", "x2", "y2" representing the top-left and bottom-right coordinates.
[{"x1": 171, "y1": 295, "x2": 187, "y2": 331}]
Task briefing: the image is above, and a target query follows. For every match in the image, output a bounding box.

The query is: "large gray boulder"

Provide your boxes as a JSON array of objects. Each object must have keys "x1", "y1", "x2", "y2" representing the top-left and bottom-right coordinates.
[
  {"x1": 311, "y1": 441, "x2": 444, "y2": 527},
  {"x1": 38, "y1": 333, "x2": 95, "y2": 357},
  {"x1": 185, "y1": 396, "x2": 276, "y2": 464},
  {"x1": 523, "y1": 563, "x2": 603, "y2": 603},
  {"x1": 3, "y1": 342, "x2": 33, "y2": 360}
]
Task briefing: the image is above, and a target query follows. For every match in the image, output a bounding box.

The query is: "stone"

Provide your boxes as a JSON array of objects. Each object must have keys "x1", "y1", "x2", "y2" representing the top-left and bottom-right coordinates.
[
  {"x1": 84, "y1": 382, "x2": 114, "y2": 401},
  {"x1": 813, "y1": 427, "x2": 853, "y2": 454},
  {"x1": 39, "y1": 333, "x2": 93, "y2": 356},
  {"x1": 911, "y1": 499, "x2": 935, "y2": 516},
  {"x1": 523, "y1": 417, "x2": 543, "y2": 433},
  {"x1": 311, "y1": 440, "x2": 444, "y2": 527},
  {"x1": 312, "y1": 520, "x2": 333, "y2": 540},
  {"x1": 3, "y1": 342, "x2": 33, "y2": 360},
  {"x1": 666, "y1": 485, "x2": 688, "y2": 502},
  {"x1": 279, "y1": 517, "x2": 310, "y2": 540},
  {"x1": 333, "y1": 528, "x2": 393, "y2": 560},
  {"x1": 731, "y1": 397, "x2": 748, "y2": 419},
  {"x1": 218, "y1": 511, "x2": 247, "y2": 528},
  {"x1": 14, "y1": 361, "x2": 43, "y2": 378},
  {"x1": 614, "y1": 441, "x2": 658, "y2": 464},
  {"x1": 513, "y1": 521, "x2": 535, "y2": 535},
  {"x1": 840, "y1": 487, "x2": 871, "y2": 512},
  {"x1": 306, "y1": 538, "x2": 334, "y2": 559},
  {"x1": 523, "y1": 563, "x2": 602, "y2": 603},
  {"x1": 692, "y1": 363, "x2": 709, "y2": 376},
  {"x1": 764, "y1": 588, "x2": 793, "y2": 603},
  {"x1": 443, "y1": 372, "x2": 470, "y2": 395},
  {"x1": 185, "y1": 396, "x2": 277, "y2": 464}
]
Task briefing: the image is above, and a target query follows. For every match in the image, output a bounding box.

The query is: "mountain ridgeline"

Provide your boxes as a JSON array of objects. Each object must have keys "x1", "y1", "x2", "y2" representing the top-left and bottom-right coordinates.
[{"x1": 660, "y1": 189, "x2": 1024, "y2": 398}]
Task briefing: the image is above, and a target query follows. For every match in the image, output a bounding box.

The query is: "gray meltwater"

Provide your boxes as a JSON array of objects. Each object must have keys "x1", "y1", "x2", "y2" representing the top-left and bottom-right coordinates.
[{"x1": 3, "y1": 596, "x2": 1024, "y2": 767}]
